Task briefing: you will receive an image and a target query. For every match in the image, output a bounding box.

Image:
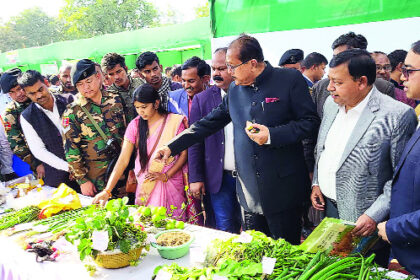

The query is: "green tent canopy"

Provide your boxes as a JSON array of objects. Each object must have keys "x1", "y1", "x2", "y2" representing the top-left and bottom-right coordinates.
[
  {"x1": 210, "y1": 0, "x2": 420, "y2": 68},
  {"x1": 210, "y1": 0, "x2": 420, "y2": 38},
  {"x1": 0, "y1": 17, "x2": 212, "y2": 73}
]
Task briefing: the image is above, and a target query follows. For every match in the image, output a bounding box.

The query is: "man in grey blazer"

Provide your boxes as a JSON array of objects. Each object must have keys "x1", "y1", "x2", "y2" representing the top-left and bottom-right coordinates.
[{"x1": 311, "y1": 49, "x2": 417, "y2": 238}]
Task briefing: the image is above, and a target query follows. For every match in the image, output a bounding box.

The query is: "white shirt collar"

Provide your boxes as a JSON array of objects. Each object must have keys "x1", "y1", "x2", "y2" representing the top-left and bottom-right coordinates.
[
  {"x1": 302, "y1": 73, "x2": 313, "y2": 84},
  {"x1": 339, "y1": 87, "x2": 374, "y2": 114},
  {"x1": 35, "y1": 94, "x2": 56, "y2": 113}
]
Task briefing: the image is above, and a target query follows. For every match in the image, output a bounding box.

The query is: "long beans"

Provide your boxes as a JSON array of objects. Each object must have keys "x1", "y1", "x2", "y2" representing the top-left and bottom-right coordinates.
[
  {"x1": 32, "y1": 206, "x2": 104, "y2": 233},
  {"x1": 156, "y1": 229, "x2": 402, "y2": 280},
  {"x1": 0, "y1": 206, "x2": 40, "y2": 230}
]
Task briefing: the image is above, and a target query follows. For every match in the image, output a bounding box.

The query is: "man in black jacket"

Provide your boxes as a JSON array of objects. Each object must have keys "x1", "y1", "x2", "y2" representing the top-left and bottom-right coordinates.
[
  {"x1": 155, "y1": 34, "x2": 320, "y2": 244},
  {"x1": 19, "y1": 70, "x2": 78, "y2": 190}
]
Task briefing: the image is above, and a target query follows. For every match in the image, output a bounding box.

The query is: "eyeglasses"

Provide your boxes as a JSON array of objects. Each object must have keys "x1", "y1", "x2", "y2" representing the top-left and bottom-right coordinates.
[
  {"x1": 375, "y1": 64, "x2": 392, "y2": 72},
  {"x1": 402, "y1": 66, "x2": 420, "y2": 79},
  {"x1": 226, "y1": 60, "x2": 251, "y2": 71}
]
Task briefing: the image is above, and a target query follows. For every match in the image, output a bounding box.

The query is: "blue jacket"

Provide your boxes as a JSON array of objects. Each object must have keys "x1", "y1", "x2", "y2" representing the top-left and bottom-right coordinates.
[
  {"x1": 386, "y1": 128, "x2": 420, "y2": 277},
  {"x1": 188, "y1": 85, "x2": 225, "y2": 194},
  {"x1": 168, "y1": 88, "x2": 188, "y2": 117}
]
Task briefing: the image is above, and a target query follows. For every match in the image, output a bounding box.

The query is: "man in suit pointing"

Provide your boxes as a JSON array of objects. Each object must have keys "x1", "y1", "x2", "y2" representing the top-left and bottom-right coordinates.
[{"x1": 155, "y1": 34, "x2": 320, "y2": 244}]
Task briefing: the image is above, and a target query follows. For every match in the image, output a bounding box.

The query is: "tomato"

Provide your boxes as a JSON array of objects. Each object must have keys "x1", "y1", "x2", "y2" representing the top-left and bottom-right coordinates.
[
  {"x1": 165, "y1": 222, "x2": 175, "y2": 230},
  {"x1": 152, "y1": 214, "x2": 165, "y2": 223},
  {"x1": 141, "y1": 207, "x2": 151, "y2": 217},
  {"x1": 158, "y1": 206, "x2": 167, "y2": 216},
  {"x1": 175, "y1": 221, "x2": 185, "y2": 229},
  {"x1": 151, "y1": 207, "x2": 158, "y2": 216},
  {"x1": 137, "y1": 206, "x2": 145, "y2": 213}
]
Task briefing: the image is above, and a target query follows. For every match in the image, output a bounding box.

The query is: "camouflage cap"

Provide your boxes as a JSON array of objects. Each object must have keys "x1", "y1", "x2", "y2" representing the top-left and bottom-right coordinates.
[
  {"x1": 0, "y1": 68, "x2": 22, "y2": 93},
  {"x1": 71, "y1": 59, "x2": 96, "y2": 85},
  {"x1": 278, "y1": 49, "x2": 304, "y2": 66}
]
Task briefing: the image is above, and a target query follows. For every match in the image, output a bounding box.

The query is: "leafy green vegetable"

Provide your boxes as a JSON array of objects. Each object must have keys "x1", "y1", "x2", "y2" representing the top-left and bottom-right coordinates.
[
  {"x1": 153, "y1": 231, "x2": 404, "y2": 280},
  {"x1": 65, "y1": 198, "x2": 147, "y2": 261},
  {"x1": 217, "y1": 260, "x2": 262, "y2": 277}
]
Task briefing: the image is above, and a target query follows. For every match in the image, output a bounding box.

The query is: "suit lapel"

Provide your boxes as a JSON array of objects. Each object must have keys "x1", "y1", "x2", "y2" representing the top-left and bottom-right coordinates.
[
  {"x1": 394, "y1": 127, "x2": 420, "y2": 176},
  {"x1": 213, "y1": 87, "x2": 222, "y2": 107},
  {"x1": 337, "y1": 89, "x2": 379, "y2": 170},
  {"x1": 180, "y1": 91, "x2": 188, "y2": 116},
  {"x1": 317, "y1": 102, "x2": 338, "y2": 154}
]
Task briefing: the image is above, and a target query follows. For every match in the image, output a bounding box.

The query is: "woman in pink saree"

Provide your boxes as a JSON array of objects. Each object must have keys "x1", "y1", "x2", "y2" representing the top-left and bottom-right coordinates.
[{"x1": 93, "y1": 84, "x2": 187, "y2": 218}]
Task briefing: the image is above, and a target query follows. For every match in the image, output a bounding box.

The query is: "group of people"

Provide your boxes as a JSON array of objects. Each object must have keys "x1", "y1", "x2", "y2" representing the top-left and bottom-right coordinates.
[{"x1": 0, "y1": 30, "x2": 419, "y2": 277}]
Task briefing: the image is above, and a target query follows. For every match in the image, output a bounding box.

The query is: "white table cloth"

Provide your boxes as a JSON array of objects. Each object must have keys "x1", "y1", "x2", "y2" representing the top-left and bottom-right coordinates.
[{"x1": 0, "y1": 186, "x2": 415, "y2": 280}]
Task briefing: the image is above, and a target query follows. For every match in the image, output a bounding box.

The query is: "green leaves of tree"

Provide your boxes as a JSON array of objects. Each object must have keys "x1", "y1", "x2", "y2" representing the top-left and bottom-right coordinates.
[
  {"x1": 59, "y1": 0, "x2": 159, "y2": 39},
  {"x1": 0, "y1": 0, "x2": 158, "y2": 52},
  {"x1": 0, "y1": 7, "x2": 64, "y2": 52}
]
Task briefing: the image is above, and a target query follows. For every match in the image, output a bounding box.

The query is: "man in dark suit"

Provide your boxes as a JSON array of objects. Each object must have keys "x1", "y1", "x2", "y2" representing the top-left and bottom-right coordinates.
[
  {"x1": 301, "y1": 52, "x2": 328, "y2": 89},
  {"x1": 155, "y1": 34, "x2": 320, "y2": 244},
  {"x1": 188, "y1": 47, "x2": 241, "y2": 233},
  {"x1": 377, "y1": 40, "x2": 420, "y2": 278}
]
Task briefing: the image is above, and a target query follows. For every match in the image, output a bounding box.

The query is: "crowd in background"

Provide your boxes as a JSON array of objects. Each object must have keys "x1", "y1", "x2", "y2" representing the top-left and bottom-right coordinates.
[{"x1": 0, "y1": 31, "x2": 420, "y2": 277}]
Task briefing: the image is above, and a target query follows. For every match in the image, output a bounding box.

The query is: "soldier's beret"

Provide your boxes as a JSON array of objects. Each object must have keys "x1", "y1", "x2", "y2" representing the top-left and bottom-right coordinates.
[
  {"x1": 0, "y1": 68, "x2": 22, "y2": 94},
  {"x1": 278, "y1": 49, "x2": 304, "y2": 66},
  {"x1": 71, "y1": 59, "x2": 96, "y2": 85}
]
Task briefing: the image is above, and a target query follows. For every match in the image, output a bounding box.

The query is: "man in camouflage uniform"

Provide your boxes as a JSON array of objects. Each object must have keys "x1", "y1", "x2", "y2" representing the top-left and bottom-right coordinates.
[
  {"x1": 0, "y1": 68, "x2": 44, "y2": 176},
  {"x1": 63, "y1": 59, "x2": 126, "y2": 196},
  {"x1": 50, "y1": 64, "x2": 78, "y2": 103},
  {"x1": 101, "y1": 53, "x2": 144, "y2": 122}
]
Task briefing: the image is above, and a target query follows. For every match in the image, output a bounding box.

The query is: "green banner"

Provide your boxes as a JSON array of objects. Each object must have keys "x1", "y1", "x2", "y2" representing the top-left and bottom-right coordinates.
[
  {"x1": 0, "y1": 17, "x2": 211, "y2": 70},
  {"x1": 211, "y1": 0, "x2": 420, "y2": 38}
]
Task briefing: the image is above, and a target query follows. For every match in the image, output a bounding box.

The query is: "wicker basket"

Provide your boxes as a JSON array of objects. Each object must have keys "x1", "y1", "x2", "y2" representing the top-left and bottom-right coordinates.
[{"x1": 94, "y1": 246, "x2": 143, "y2": 269}]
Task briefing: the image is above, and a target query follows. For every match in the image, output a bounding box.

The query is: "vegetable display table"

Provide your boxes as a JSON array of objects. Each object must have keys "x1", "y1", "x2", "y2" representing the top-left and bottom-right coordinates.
[
  {"x1": 0, "y1": 222, "x2": 228, "y2": 280},
  {"x1": 0, "y1": 186, "x2": 416, "y2": 280}
]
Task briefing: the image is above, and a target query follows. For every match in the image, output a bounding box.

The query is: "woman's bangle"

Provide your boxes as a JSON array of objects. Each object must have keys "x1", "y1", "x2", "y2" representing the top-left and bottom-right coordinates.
[
  {"x1": 163, "y1": 173, "x2": 169, "y2": 182},
  {"x1": 104, "y1": 189, "x2": 112, "y2": 198}
]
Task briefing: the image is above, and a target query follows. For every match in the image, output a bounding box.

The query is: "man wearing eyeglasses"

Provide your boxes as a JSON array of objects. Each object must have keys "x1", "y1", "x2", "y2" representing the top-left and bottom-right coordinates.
[
  {"x1": 377, "y1": 40, "x2": 420, "y2": 278},
  {"x1": 371, "y1": 51, "x2": 415, "y2": 108},
  {"x1": 155, "y1": 34, "x2": 320, "y2": 244}
]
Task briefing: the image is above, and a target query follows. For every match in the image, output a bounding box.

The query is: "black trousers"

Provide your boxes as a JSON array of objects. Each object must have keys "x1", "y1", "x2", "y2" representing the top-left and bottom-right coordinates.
[{"x1": 241, "y1": 207, "x2": 303, "y2": 245}]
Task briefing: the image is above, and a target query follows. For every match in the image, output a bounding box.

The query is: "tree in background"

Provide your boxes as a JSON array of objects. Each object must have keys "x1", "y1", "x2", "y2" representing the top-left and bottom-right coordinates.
[
  {"x1": 0, "y1": 26, "x2": 24, "y2": 52},
  {"x1": 59, "y1": 0, "x2": 159, "y2": 39},
  {"x1": 0, "y1": 0, "x2": 208, "y2": 53},
  {"x1": 0, "y1": 7, "x2": 63, "y2": 52},
  {"x1": 195, "y1": 2, "x2": 210, "y2": 18}
]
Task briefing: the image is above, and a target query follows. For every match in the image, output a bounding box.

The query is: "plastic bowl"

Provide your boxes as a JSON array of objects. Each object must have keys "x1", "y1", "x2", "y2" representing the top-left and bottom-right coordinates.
[{"x1": 151, "y1": 229, "x2": 194, "y2": 259}]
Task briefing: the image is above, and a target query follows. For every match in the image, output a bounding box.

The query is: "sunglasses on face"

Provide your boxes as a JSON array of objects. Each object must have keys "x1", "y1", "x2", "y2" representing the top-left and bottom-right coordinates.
[{"x1": 402, "y1": 66, "x2": 420, "y2": 79}]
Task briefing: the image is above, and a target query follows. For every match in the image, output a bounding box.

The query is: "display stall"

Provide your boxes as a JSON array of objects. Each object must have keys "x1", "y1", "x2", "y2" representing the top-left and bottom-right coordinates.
[{"x1": 0, "y1": 180, "x2": 416, "y2": 280}]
